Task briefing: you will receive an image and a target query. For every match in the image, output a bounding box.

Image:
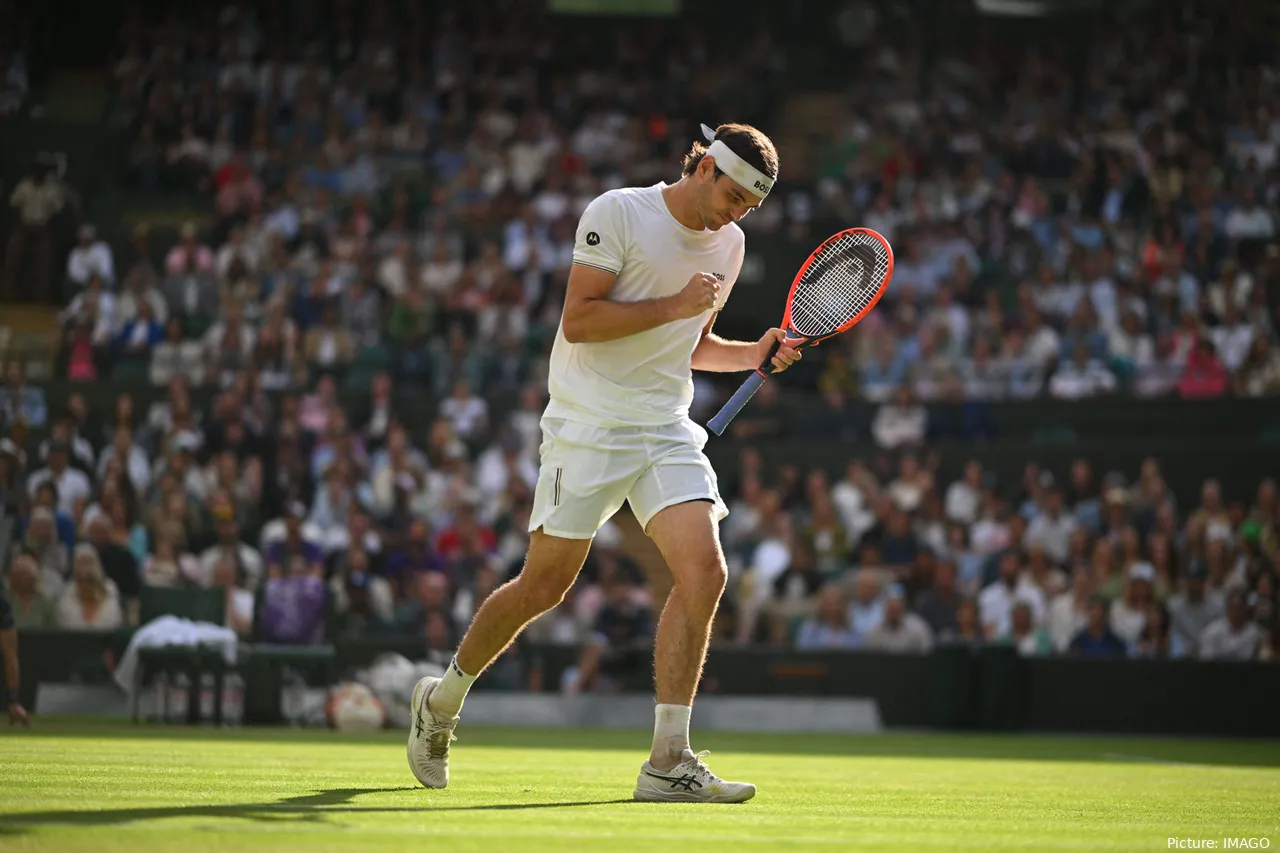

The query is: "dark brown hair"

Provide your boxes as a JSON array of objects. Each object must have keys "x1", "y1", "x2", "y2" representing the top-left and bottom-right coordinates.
[{"x1": 681, "y1": 123, "x2": 779, "y2": 181}]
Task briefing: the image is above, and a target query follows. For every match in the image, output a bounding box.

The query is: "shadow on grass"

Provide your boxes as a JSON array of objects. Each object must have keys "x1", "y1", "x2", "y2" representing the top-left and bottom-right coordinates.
[
  {"x1": 7, "y1": 721, "x2": 1280, "y2": 768},
  {"x1": 0, "y1": 787, "x2": 638, "y2": 835}
]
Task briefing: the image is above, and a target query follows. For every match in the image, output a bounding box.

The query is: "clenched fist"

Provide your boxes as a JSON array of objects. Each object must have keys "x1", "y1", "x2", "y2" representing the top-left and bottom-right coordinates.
[{"x1": 669, "y1": 272, "x2": 721, "y2": 320}]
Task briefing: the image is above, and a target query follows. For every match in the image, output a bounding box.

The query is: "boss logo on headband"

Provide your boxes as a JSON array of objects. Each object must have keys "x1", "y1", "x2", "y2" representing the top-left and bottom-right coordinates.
[{"x1": 754, "y1": 180, "x2": 772, "y2": 194}]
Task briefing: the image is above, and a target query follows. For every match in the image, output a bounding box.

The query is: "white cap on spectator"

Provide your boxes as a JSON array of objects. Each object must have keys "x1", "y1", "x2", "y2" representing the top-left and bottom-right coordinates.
[
  {"x1": 172, "y1": 431, "x2": 201, "y2": 453},
  {"x1": 1128, "y1": 562, "x2": 1156, "y2": 583}
]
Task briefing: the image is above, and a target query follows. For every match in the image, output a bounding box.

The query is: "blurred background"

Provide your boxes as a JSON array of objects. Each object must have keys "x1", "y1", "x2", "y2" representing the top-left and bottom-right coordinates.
[{"x1": 1, "y1": 0, "x2": 1278, "y2": 735}]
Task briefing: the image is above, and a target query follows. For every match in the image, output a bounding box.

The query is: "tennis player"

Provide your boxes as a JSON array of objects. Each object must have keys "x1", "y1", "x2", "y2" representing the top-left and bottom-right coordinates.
[{"x1": 407, "y1": 123, "x2": 799, "y2": 803}]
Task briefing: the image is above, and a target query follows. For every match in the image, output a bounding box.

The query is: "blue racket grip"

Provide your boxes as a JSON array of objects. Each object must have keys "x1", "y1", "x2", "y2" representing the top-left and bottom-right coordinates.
[{"x1": 708, "y1": 371, "x2": 767, "y2": 436}]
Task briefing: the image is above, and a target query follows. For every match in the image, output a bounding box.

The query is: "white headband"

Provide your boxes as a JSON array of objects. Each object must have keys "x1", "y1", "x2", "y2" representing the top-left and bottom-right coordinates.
[{"x1": 700, "y1": 123, "x2": 774, "y2": 199}]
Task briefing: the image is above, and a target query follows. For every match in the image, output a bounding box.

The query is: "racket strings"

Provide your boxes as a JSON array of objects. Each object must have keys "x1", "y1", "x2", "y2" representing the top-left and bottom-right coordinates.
[{"x1": 790, "y1": 232, "x2": 890, "y2": 339}]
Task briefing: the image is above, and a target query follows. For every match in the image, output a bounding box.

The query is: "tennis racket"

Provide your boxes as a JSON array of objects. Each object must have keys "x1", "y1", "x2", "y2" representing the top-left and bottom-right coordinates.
[{"x1": 707, "y1": 227, "x2": 894, "y2": 436}]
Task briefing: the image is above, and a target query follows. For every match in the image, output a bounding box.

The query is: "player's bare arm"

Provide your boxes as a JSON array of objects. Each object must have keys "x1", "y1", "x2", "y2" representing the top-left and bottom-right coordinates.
[{"x1": 561, "y1": 265, "x2": 721, "y2": 343}]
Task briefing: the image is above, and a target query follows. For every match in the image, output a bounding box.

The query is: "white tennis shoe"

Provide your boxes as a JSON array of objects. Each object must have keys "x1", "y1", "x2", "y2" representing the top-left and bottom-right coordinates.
[
  {"x1": 406, "y1": 676, "x2": 458, "y2": 789},
  {"x1": 633, "y1": 749, "x2": 757, "y2": 803}
]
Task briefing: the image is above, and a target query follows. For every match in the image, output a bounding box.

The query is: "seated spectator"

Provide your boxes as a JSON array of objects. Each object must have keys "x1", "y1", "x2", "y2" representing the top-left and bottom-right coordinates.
[
  {"x1": 1046, "y1": 569, "x2": 1094, "y2": 653},
  {"x1": 21, "y1": 505, "x2": 69, "y2": 595},
  {"x1": 116, "y1": 266, "x2": 168, "y2": 325},
  {"x1": 999, "y1": 600, "x2": 1053, "y2": 656},
  {"x1": 871, "y1": 386, "x2": 926, "y2": 449},
  {"x1": 886, "y1": 454, "x2": 931, "y2": 514},
  {"x1": 803, "y1": 493, "x2": 850, "y2": 577},
  {"x1": 1198, "y1": 589, "x2": 1263, "y2": 661},
  {"x1": 203, "y1": 302, "x2": 256, "y2": 384},
  {"x1": 394, "y1": 570, "x2": 453, "y2": 634},
  {"x1": 1132, "y1": 601, "x2": 1185, "y2": 660},
  {"x1": 1109, "y1": 562, "x2": 1156, "y2": 646},
  {"x1": 1024, "y1": 486, "x2": 1078, "y2": 566},
  {"x1": 945, "y1": 461, "x2": 983, "y2": 526},
  {"x1": 26, "y1": 440, "x2": 91, "y2": 518},
  {"x1": 1177, "y1": 337, "x2": 1228, "y2": 399},
  {"x1": 141, "y1": 525, "x2": 199, "y2": 588},
  {"x1": 1068, "y1": 596, "x2": 1128, "y2": 657},
  {"x1": 256, "y1": 554, "x2": 327, "y2": 646},
  {"x1": 860, "y1": 336, "x2": 906, "y2": 403},
  {"x1": 766, "y1": 541, "x2": 826, "y2": 637},
  {"x1": 95, "y1": 428, "x2": 151, "y2": 496},
  {"x1": 342, "y1": 277, "x2": 384, "y2": 348},
  {"x1": 565, "y1": 568, "x2": 652, "y2": 693},
  {"x1": 451, "y1": 562, "x2": 502, "y2": 631},
  {"x1": 303, "y1": 305, "x2": 355, "y2": 375},
  {"x1": 353, "y1": 373, "x2": 398, "y2": 450},
  {"x1": 65, "y1": 223, "x2": 115, "y2": 290},
  {"x1": 38, "y1": 408, "x2": 96, "y2": 473},
  {"x1": 979, "y1": 551, "x2": 1047, "y2": 638},
  {"x1": 211, "y1": 555, "x2": 256, "y2": 639},
  {"x1": 863, "y1": 585, "x2": 933, "y2": 653},
  {"x1": 194, "y1": 514, "x2": 262, "y2": 589},
  {"x1": 795, "y1": 584, "x2": 859, "y2": 649},
  {"x1": 879, "y1": 507, "x2": 922, "y2": 571},
  {"x1": 736, "y1": 513, "x2": 794, "y2": 640},
  {"x1": 1049, "y1": 343, "x2": 1117, "y2": 400},
  {"x1": 384, "y1": 519, "x2": 444, "y2": 594},
  {"x1": 83, "y1": 514, "x2": 141, "y2": 612},
  {"x1": 434, "y1": 499, "x2": 498, "y2": 577},
  {"x1": 0, "y1": 361, "x2": 47, "y2": 428},
  {"x1": 475, "y1": 425, "x2": 537, "y2": 495},
  {"x1": 1234, "y1": 336, "x2": 1280, "y2": 397},
  {"x1": 934, "y1": 595, "x2": 978, "y2": 646},
  {"x1": 1107, "y1": 311, "x2": 1154, "y2": 381},
  {"x1": 264, "y1": 504, "x2": 326, "y2": 580},
  {"x1": 439, "y1": 379, "x2": 489, "y2": 445},
  {"x1": 308, "y1": 467, "x2": 354, "y2": 531},
  {"x1": 55, "y1": 544, "x2": 124, "y2": 631},
  {"x1": 164, "y1": 222, "x2": 215, "y2": 278},
  {"x1": 914, "y1": 558, "x2": 962, "y2": 638},
  {"x1": 4, "y1": 552, "x2": 55, "y2": 628},
  {"x1": 114, "y1": 297, "x2": 164, "y2": 362},
  {"x1": 846, "y1": 569, "x2": 886, "y2": 643}
]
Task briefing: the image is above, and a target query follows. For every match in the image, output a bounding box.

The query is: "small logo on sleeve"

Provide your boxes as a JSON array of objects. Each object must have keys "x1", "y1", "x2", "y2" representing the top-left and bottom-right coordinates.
[
  {"x1": 586, "y1": 232, "x2": 601, "y2": 246},
  {"x1": 712, "y1": 272, "x2": 725, "y2": 281}
]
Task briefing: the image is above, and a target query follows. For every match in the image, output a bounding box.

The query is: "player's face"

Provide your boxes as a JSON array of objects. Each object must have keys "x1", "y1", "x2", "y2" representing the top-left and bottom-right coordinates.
[{"x1": 696, "y1": 161, "x2": 761, "y2": 231}]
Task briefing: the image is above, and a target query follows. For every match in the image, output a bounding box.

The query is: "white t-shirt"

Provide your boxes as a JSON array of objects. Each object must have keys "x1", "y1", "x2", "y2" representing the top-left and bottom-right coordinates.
[{"x1": 545, "y1": 184, "x2": 745, "y2": 428}]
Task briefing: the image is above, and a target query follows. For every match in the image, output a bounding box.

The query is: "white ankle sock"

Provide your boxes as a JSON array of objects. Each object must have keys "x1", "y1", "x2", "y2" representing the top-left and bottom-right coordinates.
[
  {"x1": 429, "y1": 656, "x2": 477, "y2": 718},
  {"x1": 651, "y1": 704, "x2": 692, "y2": 768}
]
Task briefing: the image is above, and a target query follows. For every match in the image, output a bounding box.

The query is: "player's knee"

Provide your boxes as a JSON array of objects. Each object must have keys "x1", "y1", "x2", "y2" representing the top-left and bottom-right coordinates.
[
  {"x1": 514, "y1": 571, "x2": 573, "y2": 615},
  {"x1": 672, "y1": 554, "x2": 727, "y2": 603}
]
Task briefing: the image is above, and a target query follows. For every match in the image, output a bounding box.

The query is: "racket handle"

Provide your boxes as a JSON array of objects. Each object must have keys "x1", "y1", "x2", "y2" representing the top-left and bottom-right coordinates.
[{"x1": 707, "y1": 371, "x2": 767, "y2": 436}]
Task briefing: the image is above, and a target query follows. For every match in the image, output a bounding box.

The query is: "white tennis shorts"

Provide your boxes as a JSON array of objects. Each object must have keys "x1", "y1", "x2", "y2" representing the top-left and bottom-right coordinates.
[{"x1": 527, "y1": 417, "x2": 729, "y2": 540}]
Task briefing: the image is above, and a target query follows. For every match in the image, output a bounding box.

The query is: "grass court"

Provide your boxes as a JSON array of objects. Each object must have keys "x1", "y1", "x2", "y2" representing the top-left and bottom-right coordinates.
[{"x1": 2, "y1": 722, "x2": 1278, "y2": 851}]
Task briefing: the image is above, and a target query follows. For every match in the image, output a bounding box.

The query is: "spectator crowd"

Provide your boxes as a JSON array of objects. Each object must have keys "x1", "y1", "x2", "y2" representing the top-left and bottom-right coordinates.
[
  {"x1": 34, "y1": 0, "x2": 1280, "y2": 408},
  {"x1": 2, "y1": 0, "x2": 1280, "y2": 696}
]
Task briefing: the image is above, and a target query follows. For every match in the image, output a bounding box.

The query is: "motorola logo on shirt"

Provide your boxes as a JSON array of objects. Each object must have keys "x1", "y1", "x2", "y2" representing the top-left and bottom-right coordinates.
[{"x1": 586, "y1": 232, "x2": 601, "y2": 246}]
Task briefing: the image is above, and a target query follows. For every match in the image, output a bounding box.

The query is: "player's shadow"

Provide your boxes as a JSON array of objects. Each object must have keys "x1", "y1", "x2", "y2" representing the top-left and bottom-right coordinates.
[{"x1": 0, "y1": 787, "x2": 637, "y2": 835}]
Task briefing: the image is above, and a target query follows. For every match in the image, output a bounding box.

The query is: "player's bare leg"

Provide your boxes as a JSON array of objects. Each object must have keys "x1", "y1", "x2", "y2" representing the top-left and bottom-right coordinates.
[
  {"x1": 407, "y1": 530, "x2": 592, "y2": 788},
  {"x1": 633, "y1": 500, "x2": 756, "y2": 803}
]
